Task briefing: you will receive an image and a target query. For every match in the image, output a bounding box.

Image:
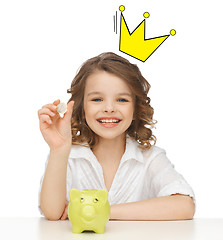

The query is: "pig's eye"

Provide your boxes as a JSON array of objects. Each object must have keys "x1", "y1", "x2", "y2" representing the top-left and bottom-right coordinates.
[
  {"x1": 93, "y1": 198, "x2": 99, "y2": 203},
  {"x1": 80, "y1": 197, "x2": 84, "y2": 203}
]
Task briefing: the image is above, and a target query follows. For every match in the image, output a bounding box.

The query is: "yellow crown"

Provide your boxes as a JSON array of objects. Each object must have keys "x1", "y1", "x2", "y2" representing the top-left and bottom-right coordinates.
[{"x1": 118, "y1": 5, "x2": 176, "y2": 62}]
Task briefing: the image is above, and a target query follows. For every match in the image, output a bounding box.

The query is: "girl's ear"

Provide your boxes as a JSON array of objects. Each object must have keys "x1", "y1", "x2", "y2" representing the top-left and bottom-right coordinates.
[{"x1": 69, "y1": 188, "x2": 82, "y2": 201}]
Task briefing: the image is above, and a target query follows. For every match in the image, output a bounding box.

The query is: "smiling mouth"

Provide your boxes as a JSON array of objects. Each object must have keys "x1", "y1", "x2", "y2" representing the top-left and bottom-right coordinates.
[{"x1": 97, "y1": 120, "x2": 121, "y2": 124}]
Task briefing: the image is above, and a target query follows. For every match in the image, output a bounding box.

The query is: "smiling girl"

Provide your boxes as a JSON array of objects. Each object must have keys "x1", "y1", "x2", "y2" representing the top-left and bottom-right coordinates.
[{"x1": 38, "y1": 52, "x2": 195, "y2": 221}]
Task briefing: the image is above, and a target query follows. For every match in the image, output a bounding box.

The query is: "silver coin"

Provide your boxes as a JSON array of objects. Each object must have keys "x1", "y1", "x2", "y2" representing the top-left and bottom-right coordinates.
[{"x1": 57, "y1": 102, "x2": 67, "y2": 114}]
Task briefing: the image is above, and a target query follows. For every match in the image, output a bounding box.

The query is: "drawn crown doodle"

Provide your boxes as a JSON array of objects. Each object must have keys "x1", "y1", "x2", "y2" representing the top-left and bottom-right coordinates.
[{"x1": 118, "y1": 5, "x2": 176, "y2": 62}]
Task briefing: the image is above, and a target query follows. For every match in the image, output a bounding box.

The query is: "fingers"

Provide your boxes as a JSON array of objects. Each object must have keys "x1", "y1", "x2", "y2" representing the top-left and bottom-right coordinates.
[
  {"x1": 67, "y1": 100, "x2": 75, "y2": 110},
  {"x1": 60, "y1": 204, "x2": 68, "y2": 220},
  {"x1": 63, "y1": 101, "x2": 74, "y2": 121},
  {"x1": 41, "y1": 103, "x2": 58, "y2": 113},
  {"x1": 39, "y1": 114, "x2": 52, "y2": 125},
  {"x1": 53, "y1": 99, "x2": 60, "y2": 105},
  {"x1": 38, "y1": 99, "x2": 74, "y2": 125},
  {"x1": 38, "y1": 106, "x2": 56, "y2": 117},
  {"x1": 38, "y1": 101, "x2": 60, "y2": 125}
]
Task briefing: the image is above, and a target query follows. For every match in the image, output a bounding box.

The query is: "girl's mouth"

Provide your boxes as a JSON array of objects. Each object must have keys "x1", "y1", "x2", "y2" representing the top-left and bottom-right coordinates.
[{"x1": 97, "y1": 119, "x2": 122, "y2": 128}]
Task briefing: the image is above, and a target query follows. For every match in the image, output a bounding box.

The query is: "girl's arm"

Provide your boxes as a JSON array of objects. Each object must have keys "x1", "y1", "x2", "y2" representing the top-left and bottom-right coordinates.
[
  {"x1": 38, "y1": 100, "x2": 74, "y2": 221},
  {"x1": 60, "y1": 194, "x2": 194, "y2": 221},
  {"x1": 110, "y1": 194, "x2": 195, "y2": 221},
  {"x1": 40, "y1": 147, "x2": 70, "y2": 221}
]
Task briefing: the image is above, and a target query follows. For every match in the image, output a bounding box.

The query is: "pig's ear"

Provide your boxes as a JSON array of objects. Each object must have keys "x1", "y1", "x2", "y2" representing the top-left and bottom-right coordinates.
[
  {"x1": 69, "y1": 188, "x2": 82, "y2": 201},
  {"x1": 96, "y1": 189, "x2": 108, "y2": 201}
]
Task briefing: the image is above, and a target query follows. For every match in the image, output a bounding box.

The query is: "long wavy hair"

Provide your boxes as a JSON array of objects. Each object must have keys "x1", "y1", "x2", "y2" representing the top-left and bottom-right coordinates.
[{"x1": 67, "y1": 52, "x2": 157, "y2": 150}]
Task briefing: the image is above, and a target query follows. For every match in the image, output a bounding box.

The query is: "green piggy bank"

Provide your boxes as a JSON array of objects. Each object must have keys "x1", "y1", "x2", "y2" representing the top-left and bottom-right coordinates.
[{"x1": 68, "y1": 188, "x2": 110, "y2": 234}]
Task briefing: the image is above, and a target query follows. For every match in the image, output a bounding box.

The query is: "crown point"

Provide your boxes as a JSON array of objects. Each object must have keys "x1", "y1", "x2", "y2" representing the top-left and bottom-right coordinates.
[
  {"x1": 143, "y1": 12, "x2": 150, "y2": 18},
  {"x1": 119, "y1": 5, "x2": 125, "y2": 12},
  {"x1": 170, "y1": 29, "x2": 176, "y2": 36}
]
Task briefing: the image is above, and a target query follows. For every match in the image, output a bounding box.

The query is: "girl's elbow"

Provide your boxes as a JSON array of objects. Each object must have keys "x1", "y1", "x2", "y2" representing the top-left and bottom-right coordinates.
[
  {"x1": 183, "y1": 197, "x2": 195, "y2": 220},
  {"x1": 172, "y1": 194, "x2": 195, "y2": 220},
  {"x1": 43, "y1": 211, "x2": 62, "y2": 221},
  {"x1": 40, "y1": 205, "x2": 62, "y2": 221}
]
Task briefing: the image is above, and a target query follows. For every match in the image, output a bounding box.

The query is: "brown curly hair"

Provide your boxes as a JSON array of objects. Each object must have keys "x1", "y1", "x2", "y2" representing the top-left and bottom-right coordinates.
[{"x1": 67, "y1": 52, "x2": 157, "y2": 150}]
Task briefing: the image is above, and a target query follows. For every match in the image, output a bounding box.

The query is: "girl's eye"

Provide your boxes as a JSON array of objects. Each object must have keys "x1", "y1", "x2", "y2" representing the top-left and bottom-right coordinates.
[
  {"x1": 118, "y1": 98, "x2": 128, "y2": 102},
  {"x1": 92, "y1": 98, "x2": 128, "y2": 102},
  {"x1": 92, "y1": 98, "x2": 102, "y2": 102}
]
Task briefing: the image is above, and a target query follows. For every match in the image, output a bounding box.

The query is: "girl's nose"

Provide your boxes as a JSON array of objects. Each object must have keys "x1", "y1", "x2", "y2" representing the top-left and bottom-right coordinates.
[{"x1": 103, "y1": 102, "x2": 116, "y2": 113}]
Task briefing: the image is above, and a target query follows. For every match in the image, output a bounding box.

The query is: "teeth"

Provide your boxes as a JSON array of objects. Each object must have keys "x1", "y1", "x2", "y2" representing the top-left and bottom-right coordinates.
[{"x1": 98, "y1": 119, "x2": 120, "y2": 123}]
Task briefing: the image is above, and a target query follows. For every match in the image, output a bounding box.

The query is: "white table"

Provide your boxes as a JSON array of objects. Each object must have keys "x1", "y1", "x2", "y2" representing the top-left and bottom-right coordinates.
[{"x1": 0, "y1": 218, "x2": 222, "y2": 240}]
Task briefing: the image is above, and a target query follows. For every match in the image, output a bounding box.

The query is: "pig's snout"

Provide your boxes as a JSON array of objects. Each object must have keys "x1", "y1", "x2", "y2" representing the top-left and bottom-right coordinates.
[{"x1": 81, "y1": 205, "x2": 96, "y2": 220}]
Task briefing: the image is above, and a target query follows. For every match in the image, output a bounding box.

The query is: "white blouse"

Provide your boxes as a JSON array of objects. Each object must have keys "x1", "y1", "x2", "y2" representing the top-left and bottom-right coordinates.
[{"x1": 38, "y1": 135, "x2": 195, "y2": 215}]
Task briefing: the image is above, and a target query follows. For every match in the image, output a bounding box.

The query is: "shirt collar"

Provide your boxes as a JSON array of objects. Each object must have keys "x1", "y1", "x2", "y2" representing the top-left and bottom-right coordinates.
[{"x1": 69, "y1": 135, "x2": 144, "y2": 164}]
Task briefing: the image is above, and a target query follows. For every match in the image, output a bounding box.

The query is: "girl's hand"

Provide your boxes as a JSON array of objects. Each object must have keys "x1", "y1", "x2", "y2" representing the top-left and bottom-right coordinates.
[
  {"x1": 60, "y1": 203, "x2": 69, "y2": 220},
  {"x1": 38, "y1": 99, "x2": 74, "y2": 151}
]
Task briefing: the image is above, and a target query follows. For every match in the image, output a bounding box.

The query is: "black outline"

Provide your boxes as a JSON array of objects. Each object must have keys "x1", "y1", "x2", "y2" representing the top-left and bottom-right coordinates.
[
  {"x1": 113, "y1": 15, "x2": 115, "y2": 32},
  {"x1": 119, "y1": 12, "x2": 170, "y2": 62},
  {"x1": 116, "y1": 11, "x2": 117, "y2": 34},
  {"x1": 114, "y1": 11, "x2": 118, "y2": 34}
]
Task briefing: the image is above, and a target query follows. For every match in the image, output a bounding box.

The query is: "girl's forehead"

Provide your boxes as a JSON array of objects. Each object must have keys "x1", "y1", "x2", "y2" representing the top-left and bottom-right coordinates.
[{"x1": 84, "y1": 71, "x2": 132, "y2": 93}]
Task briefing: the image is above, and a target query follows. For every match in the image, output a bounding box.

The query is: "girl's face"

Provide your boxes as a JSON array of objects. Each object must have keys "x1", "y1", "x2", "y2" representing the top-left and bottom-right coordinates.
[{"x1": 83, "y1": 70, "x2": 134, "y2": 141}]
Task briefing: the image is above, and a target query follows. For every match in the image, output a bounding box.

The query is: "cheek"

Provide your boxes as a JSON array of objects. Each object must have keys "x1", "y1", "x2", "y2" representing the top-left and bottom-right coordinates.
[
  {"x1": 125, "y1": 105, "x2": 134, "y2": 117},
  {"x1": 84, "y1": 103, "x2": 97, "y2": 118}
]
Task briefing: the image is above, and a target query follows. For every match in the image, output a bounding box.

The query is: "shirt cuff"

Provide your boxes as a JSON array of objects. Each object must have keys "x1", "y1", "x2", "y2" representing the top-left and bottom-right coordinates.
[{"x1": 157, "y1": 180, "x2": 196, "y2": 208}]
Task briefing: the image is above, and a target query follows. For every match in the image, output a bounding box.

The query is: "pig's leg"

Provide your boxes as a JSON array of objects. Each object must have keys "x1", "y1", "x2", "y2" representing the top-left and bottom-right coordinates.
[
  {"x1": 94, "y1": 226, "x2": 106, "y2": 234},
  {"x1": 72, "y1": 225, "x2": 83, "y2": 234}
]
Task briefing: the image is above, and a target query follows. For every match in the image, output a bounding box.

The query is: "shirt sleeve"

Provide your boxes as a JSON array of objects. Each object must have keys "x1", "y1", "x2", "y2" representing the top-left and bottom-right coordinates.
[
  {"x1": 146, "y1": 149, "x2": 196, "y2": 205},
  {"x1": 38, "y1": 154, "x2": 72, "y2": 216}
]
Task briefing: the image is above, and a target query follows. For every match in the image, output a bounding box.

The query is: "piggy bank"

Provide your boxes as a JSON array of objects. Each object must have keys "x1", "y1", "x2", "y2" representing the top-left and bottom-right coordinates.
[{"x1": 68, "y1": 188, "x2": 110, "y2": 234}]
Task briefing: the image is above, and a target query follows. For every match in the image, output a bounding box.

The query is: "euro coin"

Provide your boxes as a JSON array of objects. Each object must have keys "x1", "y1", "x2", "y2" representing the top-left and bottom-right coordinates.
[{"x1": 57, "y1": 102, "x2": 67, "y2": 114}]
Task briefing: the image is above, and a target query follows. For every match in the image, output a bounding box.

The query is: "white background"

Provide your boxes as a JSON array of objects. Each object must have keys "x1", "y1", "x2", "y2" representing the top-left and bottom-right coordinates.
[{"x1": 0, "y1": 0, "x2": 222, "y2": 218}]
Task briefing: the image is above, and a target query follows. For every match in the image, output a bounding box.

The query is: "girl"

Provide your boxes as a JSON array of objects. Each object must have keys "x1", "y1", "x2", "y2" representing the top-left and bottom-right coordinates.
[{"x1": 38, "y1": 52, "x2": 195, "y2": 221}]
